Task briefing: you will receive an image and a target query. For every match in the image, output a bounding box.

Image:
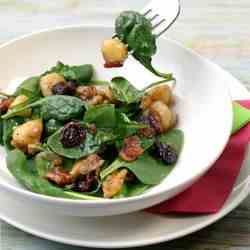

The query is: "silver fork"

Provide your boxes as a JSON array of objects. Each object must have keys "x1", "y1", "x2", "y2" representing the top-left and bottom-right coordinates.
[{"x1": 141, "y1": 0, "x2": 181, "y2": 38}]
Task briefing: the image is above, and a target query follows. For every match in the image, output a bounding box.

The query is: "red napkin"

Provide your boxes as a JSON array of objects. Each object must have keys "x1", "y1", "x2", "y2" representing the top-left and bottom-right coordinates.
[{"x1": 147, "y1": 100, "x2": 250, "y2": 214}]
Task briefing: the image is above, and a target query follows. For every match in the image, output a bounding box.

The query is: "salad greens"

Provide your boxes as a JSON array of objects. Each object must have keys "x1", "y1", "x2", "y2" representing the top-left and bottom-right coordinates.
[
  {"x1": 44, "y1": 61, "x2": 93, "y2": 84},
  {"x1": 14, "y1": 76, "x2": 41, "y2": 99},
  {"x1": 0, "y1": 9, "x2": 183, "y2": 200},
  {"x1": 114, "y1": 11, "x2": 174, "y2": 80},
  {"x1": 110, "y1": 77, "x2": 142, "y2": 104},
  {"x1": 2, "y1": 95, "x2": 85, "y2": 121}
]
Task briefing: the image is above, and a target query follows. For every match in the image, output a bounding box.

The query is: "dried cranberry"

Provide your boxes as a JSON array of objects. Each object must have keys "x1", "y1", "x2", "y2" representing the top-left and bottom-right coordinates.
[
  {"x1": 52, "y1": 81, "x2": 76, "y2": 95},
  {"x1": 155, "y1": 141, "x2": 178, "y2": 165},
  {"x1": 60, "y1": 122, "x2": 86, "y2": 148},
  {"x1": 72, "y1": 172, "x2": 96, "y2": 192},
  {"x1": 138, "y1": 115, "x2": 156, "y2": 138},
  {"x1": 148, "y1": 113, "x2": 162, "y2": 133}
]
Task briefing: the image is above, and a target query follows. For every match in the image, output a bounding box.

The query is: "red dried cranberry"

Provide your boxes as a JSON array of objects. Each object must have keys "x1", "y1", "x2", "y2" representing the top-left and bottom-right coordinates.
[
  {"x1": 138, "y1": 115, "x2": 156, "y2": 138},
  {"x1": 60, "y1": 122, "x2": 86, "y2": 148},
  {"x1": 52, "y1": 81, "x2": 76, "y2": 95},
  {"x1": 72, "y1": 172, "x2": 96, "y2": 192},
  {"x1": 148, "y1": 114, "x2": 162, "y2": 133},
  {"x1": 155, "y1": 141, "x2": 178, "y2": 165}
]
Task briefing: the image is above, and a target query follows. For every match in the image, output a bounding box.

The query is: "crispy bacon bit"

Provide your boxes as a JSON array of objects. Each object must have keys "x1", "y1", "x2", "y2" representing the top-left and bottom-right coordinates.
[
  {"x1": 119, "y1": 136, "x2": 144, "y2": 162},
  {"x1": 46, "y1": 167, "x2": 72, "y2": 187},
  {"x1": 0, "y1": 98, "x2": 14, "y2": 114},
  {"x1": 102, "y1": 169, "x2": 128, "y2": 198},
  {"x1": 70, "y1": 154, "x2": 104, "y2": 179}
]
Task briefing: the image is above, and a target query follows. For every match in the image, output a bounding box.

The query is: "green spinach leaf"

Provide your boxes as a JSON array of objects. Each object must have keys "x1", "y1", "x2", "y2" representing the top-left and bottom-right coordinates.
[
  {"x1": 110, "y1": 77, "x2": 142, "y2": 104},
  {"x1": 114, "y1": 111, "x2": 145, "y2": 138},
  {"x1": 35, "y1": 152, "x2": 53, "y2": 177},
  {"x1": 115, "y1": 11, "x2": 174, "y2": 80},
  {"x1": 7, "y1": 149, "x2": 101, "y2": 200},
  {"x1": 101, "y1": 129, "x2": 184, "y2": 185},
  {"x1": 3, "y1": 117, "x2": 25, "y2": 148},
  {"x1": 2, "y1": 95, "x2": 85, "y2": 121},
  {"x1": 126, "y1": 183, "x2": 151, "y2": 197},
  {"x1": 100, "y1": 153, "x2": 171, "y2": 185},
  {"x1": 47, "y1": 130, "x2": 100, "y2": 159},
  {"x1": 157, "y1": 129, "x2": 184, "y2": 152},
  {"x1": 45, "y1": 119, "x2": 63, "y2": 136},
  {"x1": 14, "y1": 76, "x2": 41, "y2": 99},
  {"x1": 95, "y1": 129, "x2": 117, "y2": 144},
  {"x1": 115, "y1": 11, "x2": 152, "y2": 44},
  {"x1": 45, "y1": 61, "x2": 93, "y2": 84},
  {"x1": 114, "y1": 182, "x2": 151, "y2": 198},
  {"x1": 84, "y1": 104, "x2": 116, "y2": 128},
  {"x1": 133, "y1": 53, "x2": 174, "y2": 80}
]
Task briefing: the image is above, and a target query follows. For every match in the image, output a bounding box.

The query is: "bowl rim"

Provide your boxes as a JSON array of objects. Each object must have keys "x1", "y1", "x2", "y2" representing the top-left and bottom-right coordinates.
[{"x1": 0, "y1": 24, "x2": 233, "y2": 205}]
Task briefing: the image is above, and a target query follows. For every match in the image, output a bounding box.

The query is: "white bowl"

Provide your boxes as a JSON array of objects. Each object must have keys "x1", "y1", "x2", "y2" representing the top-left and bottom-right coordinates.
[{"x1": 0, "y1": 25, "x2": 232, "y2": 217}]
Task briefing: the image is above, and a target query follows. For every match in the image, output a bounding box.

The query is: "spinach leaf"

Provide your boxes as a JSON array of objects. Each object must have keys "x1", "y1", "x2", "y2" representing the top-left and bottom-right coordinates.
[
  {"x1": 126, "y1": 183, "x2": 151, "y2": 197},
  {"x1": 46, "y1": 61, "x2": 93, "y2": 84},
  {"x1": 115, "y1": 11, "x2": 174, "y2": 80},
  {"x1": 6, "y1": 149, "x2": 101, "y2": 200},
  {"x1": 114, "y1": 111, "x2": 145, "y2": 138},
  {"x1": 110, "y1": 77, "x2": 142, "y2": 104},
  {"x1": 47, "y1": 131, "x2": 100, "y2": 159},
  {"x1": 45, "y1": 119, "x2": 63, "y2": 136},
  {"x1": 84, "y1": 104, "x2": 116, "y2": 128},
  {"x1": 100, "y1": 153, "x2": 171, "y2": 185},
  {"x1": 3, "y1": 117, "x2": 25, "y2": 148},
  {"x1": 133, "y1": 54, "x2": 174, "y2": 80},
  {"x1": 115, "y1": 11, "x2": 152, "y2": 44},
  {"x1": 14, "y1": 76, "x2": 41, "y2": 99},
  {"x1": 84, "y1": 104, "x2": 144, "y2": 139},
  {"x1": 39, "y1": 96, "x2": 85, "y2": 121},
  {"x1": 95, "y1": 129, "x2": 117, "y2": 144},
  {"x1": 127, "y1": 23, "x2": 156, "y2": 58},
  {"x1": 35, "y1": 152, "x2": 53, "y2": 177},
  {"x1": 101, "y1": 129, "x2": 184, "y2": 185},
  {"x1": 2, "y1": 95, "x2": 85, "y2": 121},
  {"x1": 157, "y1": 129, "x2": 184, "y2": 153},
  {"x1": 114, "y1": 182, "x2": 151, "y2": 198},
  {"x1": 116, "y1": 102, "x2": 140, "y2": 118},
  {"x1": 140, "y1": 136, "x2": 155, "y2": 150}
]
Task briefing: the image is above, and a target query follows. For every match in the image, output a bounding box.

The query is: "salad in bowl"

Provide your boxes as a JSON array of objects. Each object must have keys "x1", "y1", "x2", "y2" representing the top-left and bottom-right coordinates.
[{"x1": 0, "y1": 11, "x2": 183, "y2": 200}]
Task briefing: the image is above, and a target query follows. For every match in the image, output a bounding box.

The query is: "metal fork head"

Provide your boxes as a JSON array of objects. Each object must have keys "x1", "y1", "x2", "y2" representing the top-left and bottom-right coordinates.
[{"x1": 142, "y1": 0, "x2": 181, "y2": 38}]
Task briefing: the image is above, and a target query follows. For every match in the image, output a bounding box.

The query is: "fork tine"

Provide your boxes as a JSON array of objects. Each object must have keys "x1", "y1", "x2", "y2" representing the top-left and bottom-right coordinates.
[
  {"x1": 155, "y1": 4, "x2": 181, "y2": 37},
  {"x1": 150, "y1": 14, "x2": 159, "y2": 21},
  {"x1": 152, "y1": 19, "x2": 166, "y2": 29},
  {"x1": 141, "y1": 0, "x2": 181, "y2": 38},
  {"x1": 143, "y1": 9, "x2": 152, "y2": 16}
]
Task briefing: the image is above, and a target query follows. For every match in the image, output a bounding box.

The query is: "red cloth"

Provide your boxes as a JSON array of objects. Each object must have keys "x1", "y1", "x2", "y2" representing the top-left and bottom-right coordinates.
[{"x1": 147, "y1": 100, "x2": 250, "y2": 214}]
